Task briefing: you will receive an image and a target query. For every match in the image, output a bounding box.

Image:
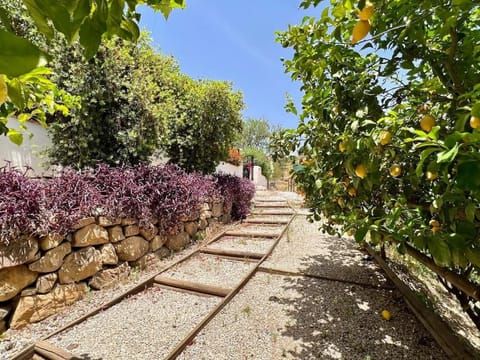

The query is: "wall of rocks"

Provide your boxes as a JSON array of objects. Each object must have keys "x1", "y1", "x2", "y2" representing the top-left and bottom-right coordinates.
[{"x1": 0, "y1": 201, "x2": 227, "y2": 332}]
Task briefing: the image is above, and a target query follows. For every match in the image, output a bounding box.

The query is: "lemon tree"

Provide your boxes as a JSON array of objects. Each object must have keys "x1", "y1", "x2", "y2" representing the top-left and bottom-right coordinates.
[{"x1": 272, "y1": 0, "x2": 480, "y2": 325}]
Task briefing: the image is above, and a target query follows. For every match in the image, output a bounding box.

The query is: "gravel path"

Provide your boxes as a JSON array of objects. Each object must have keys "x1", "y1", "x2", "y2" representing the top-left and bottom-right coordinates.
[
  {"x1": 178, "y1": 271, "x2": 447, "y2": 360},
  {"x1": 161, "y1": 253, "x2": 256, "y2": 289},
  {"x1": 206, "y1": 235, "x2": 275, "y2": 254},
  {"x1": 49, "y1": 287, "x2": 219, "y2": 359},
  {"x1": 262, "y1": 215, "x2": 387, "y2": 287}
]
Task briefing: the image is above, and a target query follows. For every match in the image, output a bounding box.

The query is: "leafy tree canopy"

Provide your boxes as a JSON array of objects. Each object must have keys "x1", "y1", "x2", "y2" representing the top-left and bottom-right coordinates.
[
  {"x1": 164, "y1": 79, "x2": 244, "y2": 174},
  {"x1": 272, "y1": 0, "x2": 480, "y2": 323},
  {"x1": 0, "y1": 0, "x2": 185, "y2": 144}
]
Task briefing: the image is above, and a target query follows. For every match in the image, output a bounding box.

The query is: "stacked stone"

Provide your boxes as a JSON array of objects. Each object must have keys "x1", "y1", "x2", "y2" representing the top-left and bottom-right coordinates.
[{"x1": 0, "y1": 201, "x2": 224, "y2": 331}]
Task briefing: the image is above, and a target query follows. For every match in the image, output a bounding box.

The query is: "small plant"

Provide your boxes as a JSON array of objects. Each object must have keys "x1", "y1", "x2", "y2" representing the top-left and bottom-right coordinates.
[{"x1": 242, "y1": 305, "x2": 252, "y2": 316}]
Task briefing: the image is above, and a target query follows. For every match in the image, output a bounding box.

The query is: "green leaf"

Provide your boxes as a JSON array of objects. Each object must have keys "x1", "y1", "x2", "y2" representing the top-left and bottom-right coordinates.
[
  {"x1": 79, "y1": 17, "x2": 103, "y2": 59},
  {"x1": 466, "y1": 247, "x2": 480, "y2": 268},
  {"x1": 354, "y1": 226, "x2": 369, "y2": 242},
  {"x1": 465, "y1": 203, "x2": 476, "y2": 222},
  {"x1": 415, "y1": 148, "x2": 437, "y2": 176},
  {"x1": 0, "y1": 30, "x2": 47, "y2": 77},
  {"x1": 457, "y1": 160, "x2": 480, "y2": 192},
  {"x1": 428, "y1": 238, "x2": 451, "y2": 267},
  {"x1": 23, "y1": 0, "x2": 55, "y2": 40},
  {"x1": 471, "y1": 102, "x2": 480, "y2": 117},
  {"x1": 7, "y1": 128, "x2": 23, "y2": 145},
  {"x1": 436, "y1": 143, "x2": 459, "y2": 163}
]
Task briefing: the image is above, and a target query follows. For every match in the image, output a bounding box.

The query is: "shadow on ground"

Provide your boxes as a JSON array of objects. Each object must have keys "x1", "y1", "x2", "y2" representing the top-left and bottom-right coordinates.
[{"x1": 269, "y1": 248, "x2": 448, "y2": 360}]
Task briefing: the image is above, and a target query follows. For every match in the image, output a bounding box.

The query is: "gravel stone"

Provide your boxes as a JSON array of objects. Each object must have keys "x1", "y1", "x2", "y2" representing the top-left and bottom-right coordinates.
[
  {"x1": 162, "y1": 253, "x2": 255, "y2": 289},
  {"x1": 206, "y1": 235, "x2": 275, "y2": 254},
  {"x1": 49, "y1": 287, "x2": 219, "y2": 360},
  {"x1": 262, "y1": 215, "x2": 388, "y2": 287}
]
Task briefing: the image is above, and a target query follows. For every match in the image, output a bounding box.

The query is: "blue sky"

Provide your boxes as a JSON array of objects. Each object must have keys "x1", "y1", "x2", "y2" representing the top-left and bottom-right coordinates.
[{"x1": 139, "y1": 1, "x2": 322, "y2": 129}]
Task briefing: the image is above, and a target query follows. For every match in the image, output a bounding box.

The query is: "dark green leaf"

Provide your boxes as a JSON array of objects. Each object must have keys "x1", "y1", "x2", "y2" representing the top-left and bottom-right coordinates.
[
  {"x1": 354, "y1": 226, "x2": 369, "y2": 242},
  {"x1": 428, "y1": 238, "x2": 451, "y2": 267},
  {"x1": 457, "y1": 160, "x2": 480, "y2": 192},
  {"x1": 0, "y1": 30, "x2": 46, "y2": 77}
]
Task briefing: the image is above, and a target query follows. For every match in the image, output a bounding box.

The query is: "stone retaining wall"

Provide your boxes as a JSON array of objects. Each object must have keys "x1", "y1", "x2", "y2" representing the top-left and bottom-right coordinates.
[{"x1": 0, "y1": 201, "x2": 227, "y2": 331}]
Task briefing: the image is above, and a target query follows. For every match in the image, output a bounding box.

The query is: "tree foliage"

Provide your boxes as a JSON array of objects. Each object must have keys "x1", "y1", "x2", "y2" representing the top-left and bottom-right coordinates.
[
  {"x1": 47, "y1": 35, "x2": 179, "y2": 167},
  {"x1": 164, "y1": 79, "x2": 244, "y2": 174},
  {"x1": 0, "y1": 0, "x2": 185, "y2": 144},
  {"x1": 237, "y1": 117, "x2": 273, "y2": 152},
  {"x1": 272, "y1": 0, "x2": 480, "y2": 320}
]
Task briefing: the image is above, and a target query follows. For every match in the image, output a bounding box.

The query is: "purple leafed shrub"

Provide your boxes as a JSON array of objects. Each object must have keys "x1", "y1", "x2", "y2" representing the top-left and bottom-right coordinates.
[
  {"x1": 0, "y1": 163, "x2": 253, "y2": 245},
  {"x1": 214, "y1": 174, "x2": 255, "y2": 220},
  {"x1": 0, "y1": 165, "x2": 41, "y2": 244}
]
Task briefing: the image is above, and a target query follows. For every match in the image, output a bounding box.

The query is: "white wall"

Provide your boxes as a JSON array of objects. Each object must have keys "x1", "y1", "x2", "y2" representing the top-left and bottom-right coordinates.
[
  {"x1": 253, "y1": 165, "x2": 268, "y2": 188},
  {"x1": 215, "y1": 161, "x2": 243, "y2": 177},
  {"x1": 0, "y1": 118, "x2": 52, "y2": 175}
]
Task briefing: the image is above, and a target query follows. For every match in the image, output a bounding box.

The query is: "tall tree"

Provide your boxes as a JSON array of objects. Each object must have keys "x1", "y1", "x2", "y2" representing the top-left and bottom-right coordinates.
[
  {"x1": 238, "y1": 117, "x2": 273, "y2": 152},
  {"x1": 164, "y1": 79, "x2": 244, "y2": 174},
  {"x1": 47, "y1": 35, "x2": 180, "y2": 167}
]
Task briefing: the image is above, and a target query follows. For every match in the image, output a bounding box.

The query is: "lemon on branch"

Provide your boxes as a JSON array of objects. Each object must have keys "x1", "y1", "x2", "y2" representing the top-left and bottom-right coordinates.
[
  {"x1": 351, "y1": 20, "x2": 371, "y2": 45},
  {"x1": 339, "y1": 142, "x2": 347, "y2": 152},
  {"x1": 470, "y1": 116, "x2": 480, "y2": 129},
  {"x1": 426, "y1": 171, "x2": 438, "y2": 181},
  {"x1": 420, "y1": 114, "x2": 435, "y2": 132},
  {"x1": 348, "y1": 187, "x2": 357, "y2": 197},
  {"x1": 358, "y1": 1, "x2": 374, "y2": 21},
  {"x1": 379, "y1": 131, "x2": 392, "y2": 145},
  {"x1": 0, "y1": 76, "x2": 7, "y2": 105},
  {"x1": 389, "y1": 164, "x2": 402, "y2": 177},
  {"x1": 355, "y1": 164, "x2": 367, "y2": 179}
]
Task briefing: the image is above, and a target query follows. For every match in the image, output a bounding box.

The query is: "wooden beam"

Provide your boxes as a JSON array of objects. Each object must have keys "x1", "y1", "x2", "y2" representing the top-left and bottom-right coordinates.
[
  {"x1": 245, "y1": 219, "x2": 289, "y2": 224},
  {"x1": 34, "y1": 341, "x2": 79, "y2": 360},
  {"x1": 154, "y1": 276, "x2": 231, "y2": 297},
  {"x1": 201, "y1": 247, "x2": 266, "y2": 260},
  {"x1": 225, "y1": 230, "x2": 279, "y2": 238}
]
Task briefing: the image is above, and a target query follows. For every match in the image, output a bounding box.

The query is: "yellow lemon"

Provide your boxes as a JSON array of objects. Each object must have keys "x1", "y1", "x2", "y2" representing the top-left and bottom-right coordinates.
[
  {"x1": 348, "y1": 187, "x2": 357, "y2": 197},
  {"x1": 380, "y1": 131, "x2": 392, "y2": 145},
  {"x1": 381, "y1": 310, "x2": 391, "y2": 321},
  {"x1": 432, "y1": 226, "x2": 441, "y2": 234},
  {"x1": 420, "y1": 115, "x2": 435, "y2": 132},
  {"x1": 339, "y1": 142, "x2": 347, "y2": 152},
  {"x1": 355, "y1": 164, "x2": 367, "y2": 179},
  {"x1": 358, "y1": 2, "x2": 375, "y2": 21},
  {"x1": 337, "y1": 198, "x2": 345, "y2": 207},
  {"x1": 389, "y1": 164, "x2": 402, "y2": 177},
  {"x1": 470, "y1": 116, "x2": 480, "y2": 129},
  {"x1": 352, "y1": 20, "x2": 371, "y2": 45},
  {"x1": 0, "y1": 76, "x2": 7, "y2": 105},
  {"x1": 429, "y1": 219, "x2": 440, "y2": 228},
  {"x1": 426, "y1": 171, "x2": 438, "y2": 181}
]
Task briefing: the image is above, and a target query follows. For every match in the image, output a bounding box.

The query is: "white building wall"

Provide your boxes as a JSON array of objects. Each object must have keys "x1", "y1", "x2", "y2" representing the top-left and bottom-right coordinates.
[
  {"x1": 215, "y1": 161, "x2": 243, "y2": 177},
  {"x1": 0, "y1": 119, "x2": 52, "y2": 175},
  {"x1": 253, "y1": 165, "x2": 268, "y2": 188}
]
